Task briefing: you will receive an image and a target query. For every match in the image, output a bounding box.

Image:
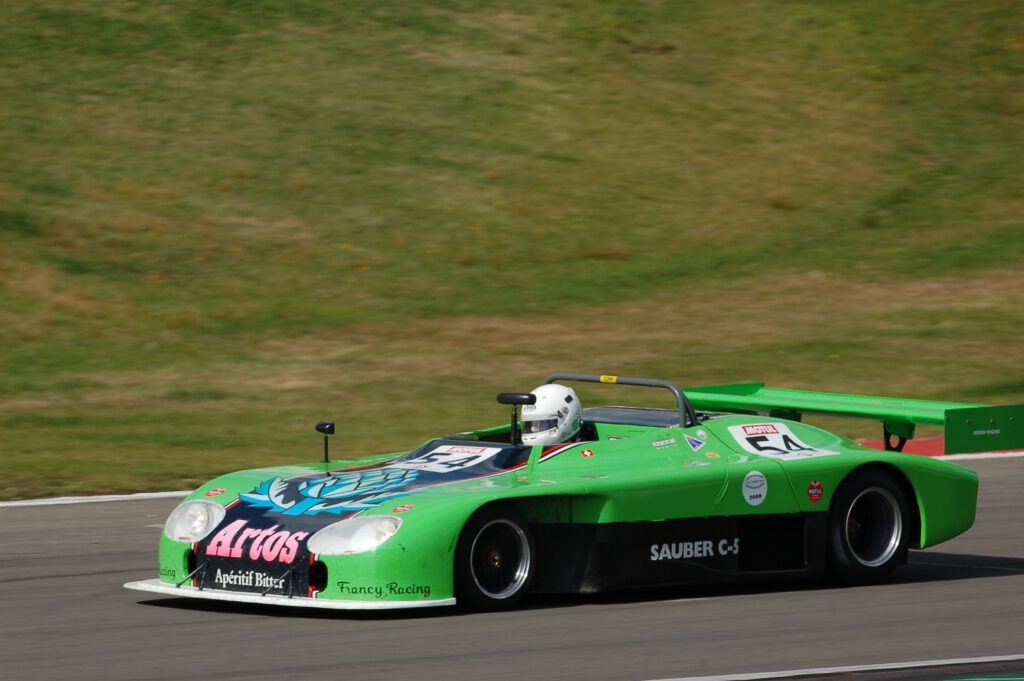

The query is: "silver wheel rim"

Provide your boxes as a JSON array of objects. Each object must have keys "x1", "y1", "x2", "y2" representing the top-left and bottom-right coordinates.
[
  {"x1": 844, "y1": 486, "x2": 903, "y2": 568},
  {"x1": 469, "y1": 519, "x2": 531, "y2": 600}
]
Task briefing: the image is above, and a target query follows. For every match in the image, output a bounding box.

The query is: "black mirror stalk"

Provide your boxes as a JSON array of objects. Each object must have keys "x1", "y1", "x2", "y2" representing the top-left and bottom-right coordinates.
[{"x1": 315, "y1": 421, "x2": 335, "y2": 463}]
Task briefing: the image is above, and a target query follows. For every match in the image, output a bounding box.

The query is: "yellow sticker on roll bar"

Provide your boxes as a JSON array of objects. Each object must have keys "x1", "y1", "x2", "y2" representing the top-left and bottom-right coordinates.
[{"x1": 600, "y1": 375, "x2": 618, "y2": 384}]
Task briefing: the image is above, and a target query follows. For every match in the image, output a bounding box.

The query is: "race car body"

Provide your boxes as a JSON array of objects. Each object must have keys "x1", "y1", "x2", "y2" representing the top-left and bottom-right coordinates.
[{"x1": 125, "y1": 373, "x2": 1019, "y2": 611}]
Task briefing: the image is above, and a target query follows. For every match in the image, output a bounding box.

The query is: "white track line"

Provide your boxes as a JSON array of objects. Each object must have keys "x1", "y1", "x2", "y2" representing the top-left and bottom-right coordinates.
[
  {"x1": 644, "y1": 653, "x2": 1024, "y2": 681},
  {"x1": 2, "y1": 450, "x2": 1021, "y2": 507},
  {"x1": 936, "y1": 451, "x2": 1024, "y2": 461},
  {"x1": 0, "y1": 490, "x2": 189, "y2": 508}
]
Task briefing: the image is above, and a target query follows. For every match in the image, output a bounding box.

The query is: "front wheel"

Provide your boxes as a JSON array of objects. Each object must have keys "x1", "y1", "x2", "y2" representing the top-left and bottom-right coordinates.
[
  {"x1": 455, "y1": 506, "x2": 535, "y2": 611},
  {"x1": 827, "y1": 469, "x2": 911, "y2": 584}
]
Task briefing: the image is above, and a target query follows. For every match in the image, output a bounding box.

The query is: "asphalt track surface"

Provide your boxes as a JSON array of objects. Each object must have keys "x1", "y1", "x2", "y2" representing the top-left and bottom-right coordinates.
[{"x1": 2, "y1": 459, "x2": 1022, "y2": 681}]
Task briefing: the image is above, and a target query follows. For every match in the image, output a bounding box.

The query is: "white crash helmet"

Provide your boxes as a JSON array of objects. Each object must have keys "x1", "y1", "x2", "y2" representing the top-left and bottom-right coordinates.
[{"x1": 521, "y1": 384, "x2": 582, "y2": 446}]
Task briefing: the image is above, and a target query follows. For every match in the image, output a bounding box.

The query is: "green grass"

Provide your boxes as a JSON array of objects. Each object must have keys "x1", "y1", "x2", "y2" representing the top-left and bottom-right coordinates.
[{"x1": 1, "y1": 1, "x2": 1022, "y2": 498}]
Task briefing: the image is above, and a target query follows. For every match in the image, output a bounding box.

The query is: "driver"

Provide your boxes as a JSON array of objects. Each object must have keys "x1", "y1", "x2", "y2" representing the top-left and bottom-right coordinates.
[{"x1": 521, "y1": 384, "x2": 583, "y2": 446}]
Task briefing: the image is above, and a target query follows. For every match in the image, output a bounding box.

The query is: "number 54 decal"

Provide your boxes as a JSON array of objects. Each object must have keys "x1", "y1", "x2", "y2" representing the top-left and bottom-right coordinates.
[
  {"x1": 727, "y1": 423, "x2": 839, "y2": 460},
  {"x1": 389, "y1": 444, "x2": 503, "y2": 473}
]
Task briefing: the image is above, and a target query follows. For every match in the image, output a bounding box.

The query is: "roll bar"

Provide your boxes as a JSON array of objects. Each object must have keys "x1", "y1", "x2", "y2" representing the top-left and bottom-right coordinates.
[{"x1": 542, "y1": 373, "x2": 697, "y2": 427}]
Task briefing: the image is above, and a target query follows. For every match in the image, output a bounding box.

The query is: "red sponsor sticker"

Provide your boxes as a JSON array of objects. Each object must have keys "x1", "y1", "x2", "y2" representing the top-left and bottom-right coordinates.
[
  {"x1": 446, "y1": 446, "x2": 487, "y2": 455},
  {"x1": 807, "y1": 480, "x2": 824, "y2": 503},
  {"x1": 580, "y1": 449, "x2": 595, "y2": 458},
  {"x1": 392, "y1": 504, "x2": 414, "y2": 513},
  {"x1": 204, "y1": 488, "x2": 226, "y2": 498},
  {"x1": 742, "y1": 424, "x2": 779, "y2": 436}
]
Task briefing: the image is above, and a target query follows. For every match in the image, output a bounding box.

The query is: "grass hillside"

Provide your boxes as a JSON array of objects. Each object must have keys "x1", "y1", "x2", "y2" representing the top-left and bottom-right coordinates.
[{"x1": 1, "y1": 1, "x2": 1022, "y2": 498}]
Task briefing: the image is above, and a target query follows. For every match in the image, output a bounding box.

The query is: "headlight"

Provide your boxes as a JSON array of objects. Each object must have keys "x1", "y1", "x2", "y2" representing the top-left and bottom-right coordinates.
[
  {"x1": 307, "y1": 516, "x2": 402, "y2": 556},
  {"x1": 164, "y1": 501, "x2": 227, "y2": 543}
]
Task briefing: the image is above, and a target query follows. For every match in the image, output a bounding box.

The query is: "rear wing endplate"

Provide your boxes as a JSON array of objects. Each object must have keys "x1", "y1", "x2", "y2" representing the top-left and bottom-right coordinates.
[{"x1": 685, "y1": 383, "x2": 1023, "y2": 455}]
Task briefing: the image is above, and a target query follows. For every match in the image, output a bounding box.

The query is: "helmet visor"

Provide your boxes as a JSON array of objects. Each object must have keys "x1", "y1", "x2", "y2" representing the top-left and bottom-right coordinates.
[{"x1": 523, "y1": 417, "x2": 559, "y2": 434}]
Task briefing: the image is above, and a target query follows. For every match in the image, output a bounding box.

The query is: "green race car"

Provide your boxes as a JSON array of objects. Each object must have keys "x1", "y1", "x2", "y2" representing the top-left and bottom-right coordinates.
[{"x1": 125, "y1": 373, "x2": 1021, "y2": 611}]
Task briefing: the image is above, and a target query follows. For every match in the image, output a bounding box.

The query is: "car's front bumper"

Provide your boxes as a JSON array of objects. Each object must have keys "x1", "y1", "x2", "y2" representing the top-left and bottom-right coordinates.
[{"x1": 123, "y1": 579, "x2": 456, "y2": 610}]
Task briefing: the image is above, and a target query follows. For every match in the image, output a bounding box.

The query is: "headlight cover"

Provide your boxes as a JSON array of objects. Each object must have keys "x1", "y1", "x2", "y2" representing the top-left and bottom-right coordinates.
[
  {"x1": 164, "y1": 501, "x2": 227, "y2": 543},
  {"x1": 307, "y1": 516, "x2": 402, "y2": 556}
]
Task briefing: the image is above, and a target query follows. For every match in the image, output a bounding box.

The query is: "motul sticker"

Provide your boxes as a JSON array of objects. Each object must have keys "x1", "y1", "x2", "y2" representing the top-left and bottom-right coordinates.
[
  {"x1": 392, "y1": 504, "x2": 414, "y2": 513},
  {"x1": 442, "y1": 445, "x2": 490, "y2": 455},
  {"x1": 728, "y1": 423, "x2": 840, "y2": 460},
  {"x1": 742, "y1": 424, "x2": 779, "y2": 436},
  {"x1": 204, "y1": 488, "x2": 226, "y2": 497},
  {"x1": 807, "y1": 481, "x2": 824, "y2": 503},
  {"x1": 580, "y1": 449, "x2": 595, "y2": 458},
  {"x1": 743, "y1": 471, "x2": 768, "y2": 506}
]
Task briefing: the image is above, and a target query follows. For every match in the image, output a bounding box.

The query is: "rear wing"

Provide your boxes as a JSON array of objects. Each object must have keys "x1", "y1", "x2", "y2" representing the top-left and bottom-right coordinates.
[{"x1": 685, "y1": 383, "x2": 1024, "y2": 455}]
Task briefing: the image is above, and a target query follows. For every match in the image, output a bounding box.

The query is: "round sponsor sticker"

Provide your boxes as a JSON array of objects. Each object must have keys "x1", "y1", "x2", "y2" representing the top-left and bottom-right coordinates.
[
  {"x1": 807, "y1": 480, "x2": 824, "y2": 503},
  {"x1": 697, "y1": 430, "x2": 708, "y2": 439},
  {"x1": 580, "y1": 449, "x2": 595, "y2": 458},
  {"x1": 204, "y1": 488, "x2": 226, "y2": 498},
  {"x1": 392, "y1": 504, "x2": 414, "y2": 513},
  {"x1": 742, "y1": 471, "x2": 768, "y2": 506}
]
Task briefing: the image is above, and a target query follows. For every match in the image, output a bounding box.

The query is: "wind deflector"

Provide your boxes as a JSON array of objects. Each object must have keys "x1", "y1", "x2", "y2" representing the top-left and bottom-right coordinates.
[{"x1": 542, "y1": 373, "x2": 697, "y2": 428}]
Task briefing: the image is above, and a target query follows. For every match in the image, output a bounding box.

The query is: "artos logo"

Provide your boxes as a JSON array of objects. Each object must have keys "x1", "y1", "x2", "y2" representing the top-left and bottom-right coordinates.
[{"x1": 205, "y1": 520, "x2": 309, "y2": 564}]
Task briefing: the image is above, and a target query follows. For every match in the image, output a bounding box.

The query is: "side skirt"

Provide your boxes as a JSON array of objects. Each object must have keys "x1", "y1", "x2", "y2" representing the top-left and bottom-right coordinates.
[{"x1": 530, "y1": 513, "x2": 828, "y2": 594}]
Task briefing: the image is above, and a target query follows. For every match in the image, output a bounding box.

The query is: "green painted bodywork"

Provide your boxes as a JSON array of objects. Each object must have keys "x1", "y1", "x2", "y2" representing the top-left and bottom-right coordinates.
[{"x1": 156, "y1": 380, "x2": 999, "y2": 606}]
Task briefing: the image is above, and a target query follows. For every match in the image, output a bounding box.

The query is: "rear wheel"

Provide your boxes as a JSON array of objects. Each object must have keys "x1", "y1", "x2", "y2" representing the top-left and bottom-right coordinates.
[
  {"x1": 827, "y1": 468, "x2": 911, "y2": 584},
  {"x1": 455, "y1": 506, "x2": 535, "y2": 611}
]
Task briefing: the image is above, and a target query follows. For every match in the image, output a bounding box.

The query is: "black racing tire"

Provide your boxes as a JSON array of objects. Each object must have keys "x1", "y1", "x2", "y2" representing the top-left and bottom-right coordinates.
[
  {"x1": 827, "y1": 468, "x2": 912, "y2": 584},
  {"x1": 454, "y1": 506, "x2": 535, "y2": 611}
]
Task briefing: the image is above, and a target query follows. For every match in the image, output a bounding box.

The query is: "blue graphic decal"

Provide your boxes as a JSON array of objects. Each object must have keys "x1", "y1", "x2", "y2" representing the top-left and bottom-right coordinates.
[
  {"x1": 685, "y1": 435, "x2": 705, "y2": 451},
  {"x1": 235, "y1": 440, "x2": 549, "y2": 518},
  {"x1": 240, "y1": 468, "x2": 420, "y2": 516}
]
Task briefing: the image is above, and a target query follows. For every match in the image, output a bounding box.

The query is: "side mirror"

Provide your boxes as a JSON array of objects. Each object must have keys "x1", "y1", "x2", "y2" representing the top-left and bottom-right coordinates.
[
  {"x1": 497, "y1": 392, "x2": 537, "y2": 406},
  {"x1": 496, "y1": 393, "x2": 536, "y2": 445},
  {"x1": 315, "y1": 421, "x2": 335, "y2": 463}
]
